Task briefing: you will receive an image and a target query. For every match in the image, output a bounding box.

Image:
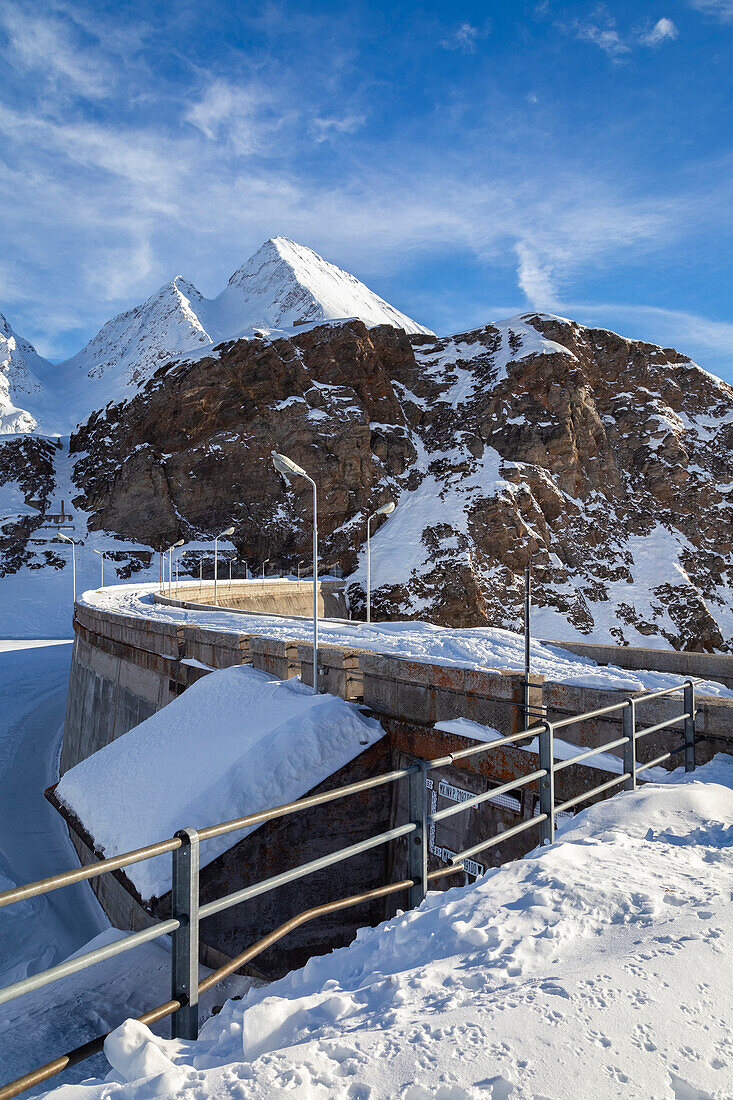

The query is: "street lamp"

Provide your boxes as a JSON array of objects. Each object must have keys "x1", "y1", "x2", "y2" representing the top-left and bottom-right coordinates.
[
  {"x1": 262, "y1": 557, "x2": 270, "y2": 584},
  {"x1": 297, "y1": 559, "x2": 305, "y2": 580},
  {"x1": 165, "y1": 540, "x2": 184, "y2": 597},
  {"x1": 56, "y1": 532, "x2": 77, "y2": 604},
  {"x1": 366, "y1": 501, "x2": 395, "y2": 624},
  {"x1": 272, "y1": 450, "x2": 319, "y2": 694},
  {"x1": 93, "y1": 548, "x2": 105, "y2": 588},
  {"x1": 214, "y1": 527, "x2": 235, "y2": 606}
]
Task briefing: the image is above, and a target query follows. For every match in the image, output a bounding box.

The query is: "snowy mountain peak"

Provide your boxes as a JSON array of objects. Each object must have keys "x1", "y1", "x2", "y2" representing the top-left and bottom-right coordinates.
[
  {"x1": 224, "y1": 237, "x2": 434, "y2": 336},
  {"x1": 0, "y1": 312, "x2": 51, "y2": 434}
]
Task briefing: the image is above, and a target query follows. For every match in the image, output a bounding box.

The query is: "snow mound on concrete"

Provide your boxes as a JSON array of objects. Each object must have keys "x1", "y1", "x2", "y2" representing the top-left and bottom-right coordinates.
[
  {"x1": 55, "y1": 666, "x2": 384, "y2": 901},
  {"x1": 46, "y1": 756, "x2": 733, "y2": 1099}
]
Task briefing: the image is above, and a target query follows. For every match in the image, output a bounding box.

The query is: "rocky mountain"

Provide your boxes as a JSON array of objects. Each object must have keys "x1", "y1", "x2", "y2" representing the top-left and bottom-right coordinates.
[
  {"x1": 0, "y1": 238, "x2": 431, "y2": 435},
  {"x1": 0, "y1": 313, "x2": 51, "y2": 434},
  {"x1": 65, "y1": 312, "x2": 733, "y2": 651}
]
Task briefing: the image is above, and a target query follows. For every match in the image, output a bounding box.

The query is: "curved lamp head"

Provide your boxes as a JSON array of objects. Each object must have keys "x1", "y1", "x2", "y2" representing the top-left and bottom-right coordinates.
[
  {"x1": 272, "y1": 451, "x2": 306, "y2": 479},
  {"x1": 56, "y1": 531, "x2": 74, "y2": 544},
  {"x1": 173, "y1": 539, "x2": 184, "y2": 549},
  {"x1": 93, "y1": 548, "x2": 103, "y2": 556},
  {"x1": 218, "y1": 526, "x2": 235, "y2": 538},
  {"x1": 375, "y1": 501, "x2": 396, "y2": 518}
]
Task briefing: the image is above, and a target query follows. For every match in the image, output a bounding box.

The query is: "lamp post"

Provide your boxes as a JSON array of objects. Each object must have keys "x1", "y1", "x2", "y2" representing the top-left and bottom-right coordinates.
[
  {"x1": 56, "y1": 532, "x2": 76, "y2": 604},
  {"x1": 93, "y1": 548, "x2": 105, "y2": 588},
  {"x1": 272, "y1": 451, "x2": 319, "y2": 694},
  {"x1": 262, "y1": 558, "x2": 270, "y2": 584},
  {"x1": 214, "y1": 527, "x2": 235, "y2": 606},
  {"x1": 297, "y1": 559, "x2": 305, "y2": 580},
  {"x1": 166, "y1": 540, "x2": 184, "y2": 597},
  {"x1": 366, "y1": 501, "x2": 395, "y2": 624}
]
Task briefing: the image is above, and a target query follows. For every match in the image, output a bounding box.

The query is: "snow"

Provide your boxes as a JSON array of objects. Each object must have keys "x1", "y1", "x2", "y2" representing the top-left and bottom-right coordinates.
[
  {"x1": 81, "y1": 581, "x2": 733, "y2": 698},
  {"x1": 41, "y1": 756, "x2": 733, "y2": 1099},
  {"x1": 55, "y1": 665, "x2": 385, "y2": 900}
]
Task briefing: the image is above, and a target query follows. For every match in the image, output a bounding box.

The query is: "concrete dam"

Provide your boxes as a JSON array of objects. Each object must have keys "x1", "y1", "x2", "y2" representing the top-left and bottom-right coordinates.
[{"x1": 52, "y1": 580, "x2": 733, "y2": 980}]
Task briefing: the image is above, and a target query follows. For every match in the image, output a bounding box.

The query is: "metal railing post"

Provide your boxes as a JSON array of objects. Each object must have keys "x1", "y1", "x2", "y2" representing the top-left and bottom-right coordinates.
[
  {"x1": 407, "y1": 761, "x2": 429, "y2": 909},
  {"x1": 171, "y1": 827, "x2": 200, "y2": 1040},
  {"x1": 684, "y1": 680, "x2": 696, "y2": 773},
  {"x1": 538, "y1": 721, "x2": 555, "y2": 845},
  {"x1": 623, "y1": 698, "x2": 636, "y2": 791}
]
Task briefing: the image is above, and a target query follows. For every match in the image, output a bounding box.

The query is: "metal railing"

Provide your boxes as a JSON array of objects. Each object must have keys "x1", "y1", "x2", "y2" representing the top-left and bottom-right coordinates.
[{"x1": 0, "y1": 677, "x2": 702, "y2": 1099}]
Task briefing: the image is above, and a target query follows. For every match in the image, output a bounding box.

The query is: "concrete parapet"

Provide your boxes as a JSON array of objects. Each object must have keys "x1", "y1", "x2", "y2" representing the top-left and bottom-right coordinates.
[
  {"x1": 182, "y1": 625, "x2": 252, "y2": 670},
  {"x1": 543, "y1": 680, "x2": 733, "y2": 769},
  {"x1": 298, "y1": 643, "x2": 370, "y2": 700},
  {"x1": 361, "y1": 654, "x2": 544, "y2": 735},
  {"x1": 155, "y1": 579, "x2": 347, "y2": 620},
  {"x1": 543, "y1": 638, "x2": 733, "y2": 688},
  {"x1": 251, "y1": 637, "x2": 301, "y2": 680}
]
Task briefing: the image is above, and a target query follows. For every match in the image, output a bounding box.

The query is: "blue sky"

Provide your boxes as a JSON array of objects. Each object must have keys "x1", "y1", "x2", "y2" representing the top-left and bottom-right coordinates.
[{"x1": 0, "y1": 0, "x2": 732, "y2": 380}]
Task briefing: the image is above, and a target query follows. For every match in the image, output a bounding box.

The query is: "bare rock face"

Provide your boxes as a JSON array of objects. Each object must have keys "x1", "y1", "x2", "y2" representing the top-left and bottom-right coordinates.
[
  {"x1": 67, "y1": 314, "x2": 733, "y2": 650},
  {"x1": 0, "y1": 436, "x2": 63, "y2": 577}
]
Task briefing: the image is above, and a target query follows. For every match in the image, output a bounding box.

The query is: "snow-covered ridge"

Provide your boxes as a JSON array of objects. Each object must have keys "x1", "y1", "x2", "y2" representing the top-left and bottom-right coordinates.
[
  {"x1": 0, "y1": 311, "x2": 50, "y2": 434},
  {"x1": 0, "y1": 238, "x2": 432, "y2": 435}
]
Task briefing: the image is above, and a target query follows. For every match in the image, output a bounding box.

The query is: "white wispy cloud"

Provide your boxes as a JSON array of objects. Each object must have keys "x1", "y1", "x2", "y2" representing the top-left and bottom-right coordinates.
[
  {"x1": 183, "y1": 79, "x2": 286, "y2": 157},
  {"x1": 687, "y1": 0, "x2": 733, "y2": 21},
  {"x1": 309, "y1": 114, "x2": 365, "y2": 143},
  {"x1": 441, "y1": 21, "x2": 490, "y2": 53},
  {"x1": 575, "y1": 9, "x2": 679, "y2": 57},
  {"x1": 642, "y1": 18, "x2": 678, "y2": 45},
  {"x1": 0, "y1": 1, "x2": 112, "y2": 98}
]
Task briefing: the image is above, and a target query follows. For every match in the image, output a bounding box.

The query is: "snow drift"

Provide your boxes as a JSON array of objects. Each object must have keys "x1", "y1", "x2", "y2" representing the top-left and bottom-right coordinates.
[{"x1": 55, "y1": 665, "x2": 385, "y2": 901}]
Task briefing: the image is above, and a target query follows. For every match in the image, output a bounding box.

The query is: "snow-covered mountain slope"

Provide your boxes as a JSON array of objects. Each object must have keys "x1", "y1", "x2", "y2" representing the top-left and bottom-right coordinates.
[
  {"x1": 213, "y1": 236, "x2": 434, "y2": 337},
  {"x1": 0, "y1": 313, "x2": 52, "y2": 434},
  {"x1": 0, "y1": 238, "x2": 431, "y2": 433},
  {"x1": 43, "y1": 758, "x2": 733, "y2": 1100}
]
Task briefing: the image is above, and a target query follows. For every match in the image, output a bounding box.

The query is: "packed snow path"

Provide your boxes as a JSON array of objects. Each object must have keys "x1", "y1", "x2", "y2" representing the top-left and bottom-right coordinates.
[{"x1": 46, "y1": 758, "x2": 733, "y2": 1100}]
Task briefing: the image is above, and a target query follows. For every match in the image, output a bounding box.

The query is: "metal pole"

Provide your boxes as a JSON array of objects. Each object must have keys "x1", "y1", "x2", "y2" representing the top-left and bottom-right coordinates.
[
  {"x1": 310, "y1": 477, "x2": 318, "y2": 695},
  {"x1": 168, "y1": 549, "x2": 172, "y2": 597},
  {"x1": 538, "y1": 721, "x2": 554, "y2": 845},
  {"x1": 71, "y1": 542, "x2": 76, "y2": 605},
  {"x1": 367, "y1": 515, "x2": 372, "y2": 624},
  {"x1": 214, "y1": 537, "x2": 219, "y2": 606},
  {"x1": 199, "y1": 558, "x2": 202, "y2": 584},
  {"x1": 407, "y1": 760, "x2": 428, "y2": 908},
  {"x1": 622, "y1": 699, "x2": 637, "y2": 791},
  {"x1": 159, "y1": 551, "x2": 163, "y2": 593},
  {"x1": 171, "y1": 827, "x2": 199, "y2": 1040},
  {"x1": 684, "y1": 680, "x2": 696, "y2": 773},
  {"x1": 523, "y1": 563, "x2": 531, "y2": 730}
]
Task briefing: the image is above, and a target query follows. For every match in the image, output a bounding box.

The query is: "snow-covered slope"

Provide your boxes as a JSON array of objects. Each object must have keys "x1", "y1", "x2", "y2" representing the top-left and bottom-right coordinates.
[
  {"x1": 0, "y1": 238, "x2": 431, "y2": 433},
  {"x1": 0, "y1": 313, "x2": 51, "y2": 434},
  {"x1": 43, "y1": 757, "x2": 733, "y2": 1099},
  {"x1": 213, "y1": 237, "x2": 433, "y2": 337}
]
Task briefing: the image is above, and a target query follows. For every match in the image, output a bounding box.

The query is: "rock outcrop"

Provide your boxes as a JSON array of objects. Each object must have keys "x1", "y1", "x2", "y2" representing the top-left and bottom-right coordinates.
[{"x1": 66, "y1": 313, "x2": 733, "y2": 650}]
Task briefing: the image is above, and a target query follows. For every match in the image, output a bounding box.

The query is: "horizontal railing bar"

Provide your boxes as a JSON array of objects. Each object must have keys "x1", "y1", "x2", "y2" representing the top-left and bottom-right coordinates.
[
  {"x1": 429, "y1": 770, "x2": 546, "y2": 825},
  {"x1": 633, "y1": 678, "x2": 702, "y2": 704},
  {"x1": 552, "y1": 736, "x2": 629, "y2": 773},
  {"x1": 0, "y1": 918, "x2": 179, "y2": 1008},
  {"x1": 1, "y1": 866, "x2": 468, "y2": 1100},
  {"x1": 554, "y1": 773, "x2": 630, "y2": 814},
  {"x1": 197, "y1": 764, "x2": 420, "y2": 842},
  {"x1": 550, "y1": 700, "x2": 630, "y2": 729},
  {"x1": 636, "y1": 751, "x2": 673, "y2": 773},
  {"x1": 450, "y1": 814, "x2": 547, "y2": 864},
  {"x1": 634, "y1": 714, "x2": 687, "y2": 740},
  {"x1": 0, "y1": 836, "x2": 182, "y2": 910},
  {"x1": 429, "y1": 726, "x2": 542, "y2": 769},
  {"x1": 200, "y1": 822, "x2": 416, "y2": 919}
]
